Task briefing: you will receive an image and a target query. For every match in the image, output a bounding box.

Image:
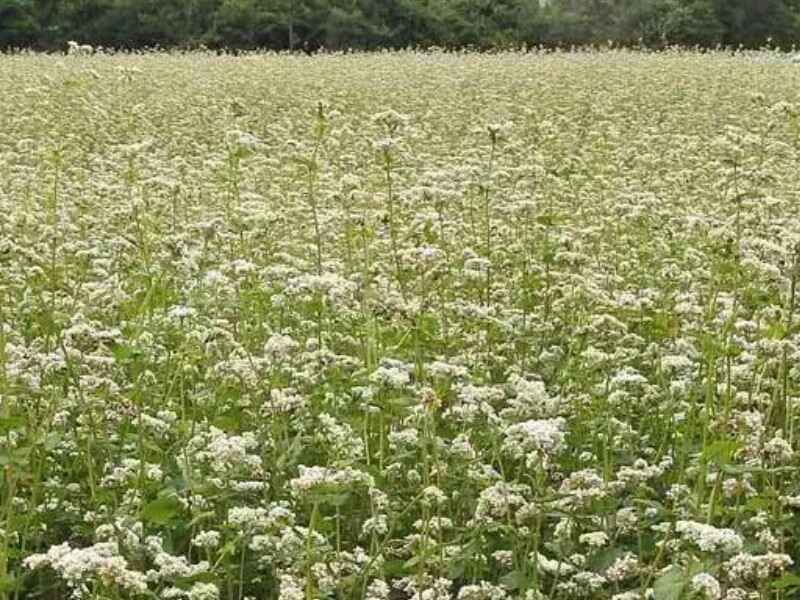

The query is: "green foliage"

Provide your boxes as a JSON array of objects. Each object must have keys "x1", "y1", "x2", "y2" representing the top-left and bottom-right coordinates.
[
  {"x1": 142, "y1": 489, "x2": 184, "y2": 525},
  {"x1": 1, "y1": 0, "x2": 799, "y2": 50},
  {"x1": 0, "y1": 0, "x2": 38, "y2": 47},
  {"x1": 653, "y1": 565, "x2": 689, "y2": 600}
]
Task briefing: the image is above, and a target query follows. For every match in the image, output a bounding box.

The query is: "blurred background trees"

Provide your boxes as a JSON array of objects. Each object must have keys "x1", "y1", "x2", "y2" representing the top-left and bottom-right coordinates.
[{"x1": 1, "y1": 0, "x2": 799, "y2": 51}]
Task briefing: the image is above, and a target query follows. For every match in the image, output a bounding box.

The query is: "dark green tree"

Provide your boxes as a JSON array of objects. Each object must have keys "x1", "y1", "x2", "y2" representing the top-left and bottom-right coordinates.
[
  {"x1": 0, "y1": 0, "x2": 38, "y2": 47},
  {"x1": 0, "y1": 0, "x2": 797, "y2": 51},
  {"x1": 713, "y1": 0, "x2": 797, "y2": 46}
]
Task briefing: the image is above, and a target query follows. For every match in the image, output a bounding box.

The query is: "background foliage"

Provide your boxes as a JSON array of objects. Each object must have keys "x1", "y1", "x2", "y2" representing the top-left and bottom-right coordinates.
[{"x1": 2, "y1": 0, "x2": 800, "y2": 51}]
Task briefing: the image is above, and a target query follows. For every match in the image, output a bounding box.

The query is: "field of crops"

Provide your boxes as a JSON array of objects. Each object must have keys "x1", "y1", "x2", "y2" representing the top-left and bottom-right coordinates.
[{"x1": 2, "y1": 49, "x2": 800, "y2": 600}]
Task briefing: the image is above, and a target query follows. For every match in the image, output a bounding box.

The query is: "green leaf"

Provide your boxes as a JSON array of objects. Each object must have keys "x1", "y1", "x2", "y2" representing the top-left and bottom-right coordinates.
[
  {"x1": 382, "y1": 559, "x2": 406, "y2": 577},
  {"x1": 142, "y1": 490, "x2": 182, "y2": 525},
  {"x1": 499, "y1": 569, "x2": 530, "y2": 591},
  {"x1": 189, "y1": 510, "x2": 217, "y2": 527},
  {"x1": 212, "y1": 415, "x2": 240, "y2": 432},
  {"x1": 0, "y1": 415, "x2": 26, "y2": 433},
  {"x1": 766, "y1": 322, "x2": 788, "y2": 340},
  {"x1": 325, "y1": 492, "x2": 350, "y2": 507},
  {"x1": 588, "y1": 546, "x2": 626, "y2": 572},
  {"x1": 653, "y1": 566, "x2": 688, "y2": 600},
  {"x1": 772, "y1": 573, "x2": 800, "y2": 590},
  {"x1": 112, "y1": 343, "x2": 138, "y2": 363},
  {"x1": 42, "y1": 432, "x2": 62, "y2": 451},
  {"x1": 175, "y1": 571, "x2": 218, "y2": 587},
  {"x1": 702, "y1": 440, "x2": 741, "y2": 466},
  {"x1": 0, "y1": 573, "x2": 17, "y2": 593},
  {"x1": 0, "y1": 446, "x2": 31, "y2": 468},
  {"x1": 217, "y1": 540, "x2": 238, "y2": 562},
  {"x1": 745, "y1": 496, "x2": 772, "y2": 512},
  {"x1": 447, "y1": 560, "x2": 466, "y2": 580},
  {"x1": 720, "y1": 463, "x2": 764, "y2": 475}
]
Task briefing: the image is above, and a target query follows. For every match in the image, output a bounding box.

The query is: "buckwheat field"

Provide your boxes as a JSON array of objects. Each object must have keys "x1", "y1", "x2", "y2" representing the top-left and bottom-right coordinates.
[{"x1": 2, "y1": 49, "x2": 800, "y2": 600}]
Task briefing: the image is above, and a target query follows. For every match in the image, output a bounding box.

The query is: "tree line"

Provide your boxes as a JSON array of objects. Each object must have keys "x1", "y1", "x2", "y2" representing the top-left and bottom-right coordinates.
[{"x1": 1, "y1": 0, "x2": 800, "y2": 51}]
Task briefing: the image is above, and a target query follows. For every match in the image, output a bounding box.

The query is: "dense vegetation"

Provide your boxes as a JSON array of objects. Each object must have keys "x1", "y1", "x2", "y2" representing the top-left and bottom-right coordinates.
[
  {"x1": 2, "y1": 0, "x2": 800, "y2": 51},
  {"x1": 3, "y1": 48, "x2": 800, "y2": 600}
]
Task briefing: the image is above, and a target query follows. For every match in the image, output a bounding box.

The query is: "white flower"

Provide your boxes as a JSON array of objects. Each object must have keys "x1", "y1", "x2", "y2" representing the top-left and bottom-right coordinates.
[
  {"x1": 411, "y1": 577, "x2": 452, "y2": 600},
  {"x1": 362, "y1": 515, "x2": 389, "y2": 537},
  {"x1": 415, "y1": 485, "x2": 446, "y2": 509},
  {"x1": 167, "y1": 304, "x2": 196, "y2": 320},
  {"x1": 192, "y1": 530, "x2": 221, "y2": 549},
  {"x1": 23, "y1": 542, "x2": 147, "y2": 593},
  {"x1": 502, "y1": 418, "x2": 566, "y2": 461},
  {"x1": 289, "y1": 465, "x2": 373, "y2": 496},
  {"x1": 189, "y1": 582, "x2": 220, "y2": 600},
  {"x1": 763, "y1": 434, "x2": 793, "y2": 464},
  {"x1": 780, "y1": 494, "x2": 800, "y2": 508},
  {"x1": 152, "y1": 551, "x2": 209, "y2": 580},
  {"x1": 228, "y1": 507, "x2": 269, "y2": 529},
  {"x1": 570, "y1": 570, "x2": 607, "y2": 592},
  {"x1": 225, "y1": 129, "x2": 263, "y2": 154},
  {"x1": 578, "y1": 531, "x2": 609, "y2": 548},
  {"x1": 188, "y1": 427, "x2": 263, "y2": 479},
  {"x1": 264, "y1": 333, "x2": 299, "y2": 359},
  {"x1": 725, "y1": 552, "x2": 793, "y2": 584},
  {"x1": 606, "y1": 553, "x2": 638, "y2": 582},
  {"x1": 617, "y1": 459, "x2": 669, "y2": 487},
  {"x1": 457, "y1": 581, "x2": 508, "y2": 599},
  {"x1": 611, "y1": 593, "x2": 642, "y2": 600},
  {"x1": 559, "y1": 469, "x2": 606, "y2": 507},
  {"x1": 474, "y1": 481, "x2": 529, "y2": 521},
  {"x1": 675, "y1": 521, "x2": 743, "y2": 554},
  {"x1": 366, "y1": 579, "x2": 391, "y2": 600},
  {"x1": 691, "y1": 573, "x2": 721, "y2": 600},
  {"x1": 369, "y1": 360, "x2": 412, "y2": 388},
  {"x1": 278, "y1": 574, "x2": 305, "y2": 600}
]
